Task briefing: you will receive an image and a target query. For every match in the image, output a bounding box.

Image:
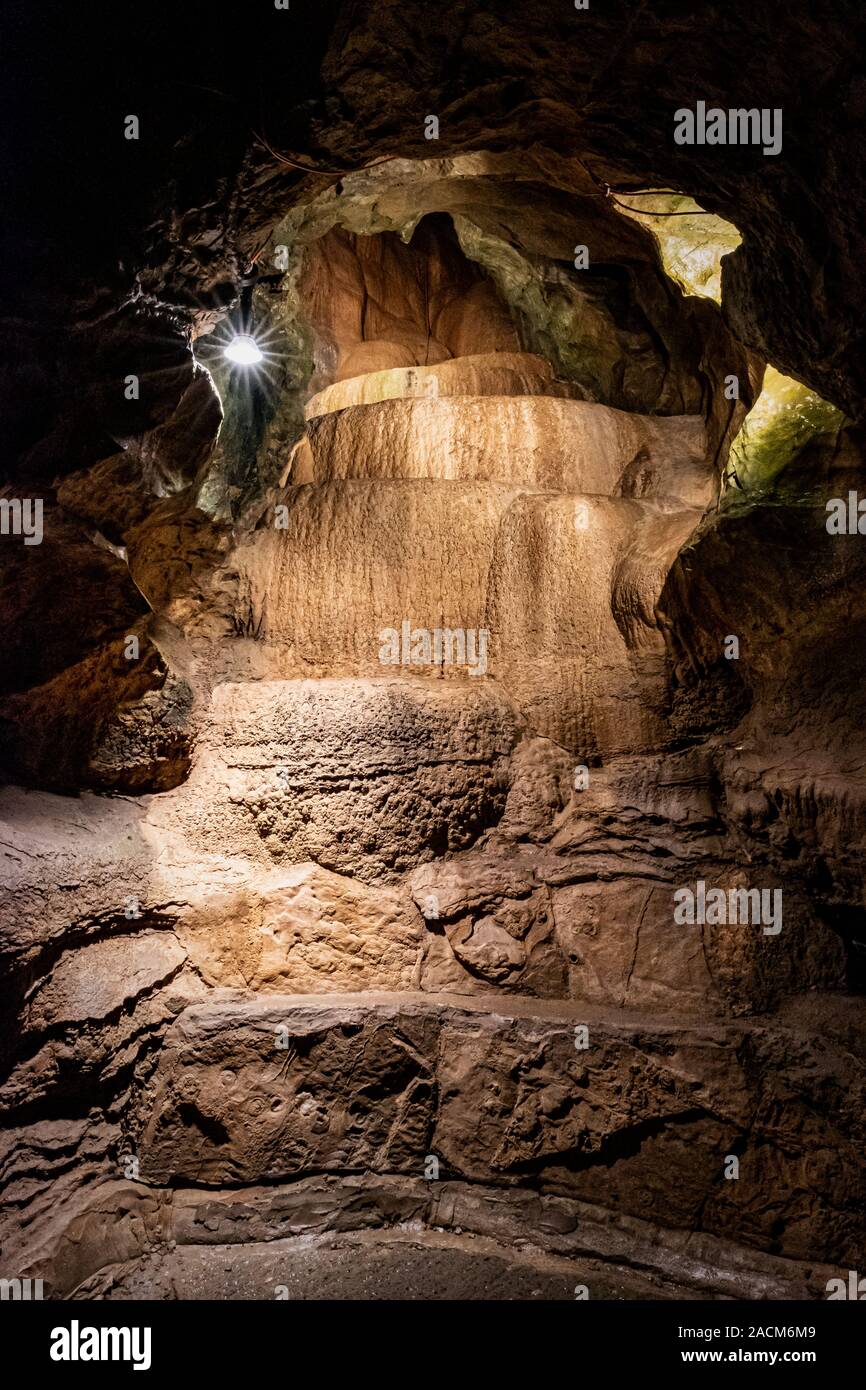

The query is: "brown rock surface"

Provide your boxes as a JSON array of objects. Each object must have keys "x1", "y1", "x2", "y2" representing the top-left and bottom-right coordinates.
[
  {"x1": 225, "y1": 485, "x2": 702, "y2": 754},
  {"x1": 4, "y1": 0, "x2": 866, "y2": 1306},
  {"x1": 131, "y1": 992, "x2": 866, "y2": 1265},
  {"x1": 304, "y1": 352, "x2": 585, "y2": 419},
  {"x1": 301, "y1": 397, "x2": 709, "y2": 503},
  {"x1": 176, "y1": 865, "x2": 423, "y2": 994},
  {"x1": 296, "y1": 218, "x2": 520, "y2": 394},
  {"x1": 2, "y1": 1170, "x2": 847, "y2": 1302},
  {"x1": 182, "y1": 677, "x2": 519, "y2": 879}
]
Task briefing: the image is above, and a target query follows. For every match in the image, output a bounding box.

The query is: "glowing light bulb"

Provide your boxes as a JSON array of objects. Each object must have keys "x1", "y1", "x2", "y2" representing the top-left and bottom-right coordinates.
[{"x1": 224, "y1": 335, "x2": 263, "y2": 365}]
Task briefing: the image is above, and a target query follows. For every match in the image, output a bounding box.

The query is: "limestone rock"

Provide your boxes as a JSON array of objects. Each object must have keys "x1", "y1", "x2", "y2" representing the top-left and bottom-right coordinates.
[
  {"x1": 227, "y1": 485, "x2": 698, "y2": 755},
  {"x1": 7, "y1": 1169, "x2": 846, "y2": 1302},
  {"x1": 230, "y1": 480, "x2": 517, "y2": 678},
  {"x1": 180, "y1": 678, "x2": 520, "y2": 880},
  {"x1": 304, "y1": 352, "x2": 584, "y2": 419},
  {"x1": 6, "y1": 1, "x2": 866, "y2": 1304},
  {"x1": 410, "y1": 853, "x2": 566, "y2": 996},
  {"x1": 176, "y1": 864, "x2": 423, "y2": 994},
  {"x1": 134, "y1": 992, "x2": 866, "y2": 1264},
  {"x1": 137, "y1": 996, "x2": 440, "y2": 1187},
  {"x1": 25, "y1": 933, "x2": 187, "y2": 1032},
  {"x1": 296, "y1": 219, "x2": 520, "y2": 396},
  {"x1": 87, "y1": 674, "x2": 194, "y2": 793},
  {"x1": 488, "y1": 496, "x2": 699, "y2": 751},
  {"x1": 301, "y1": 397, "x2": 710, "y2": 504}
]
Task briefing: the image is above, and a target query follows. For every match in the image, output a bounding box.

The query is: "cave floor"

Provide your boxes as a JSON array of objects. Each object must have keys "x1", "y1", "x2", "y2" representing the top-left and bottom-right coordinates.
[{"x1": 75, "y1": 1229, "x2": 699, "y2": 1302}]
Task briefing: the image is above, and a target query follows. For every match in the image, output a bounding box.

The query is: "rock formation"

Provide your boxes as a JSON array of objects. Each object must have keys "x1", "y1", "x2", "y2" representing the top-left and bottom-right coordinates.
[{"x1": 1, "y1": 0, "x2": 864, "y2": 1301}]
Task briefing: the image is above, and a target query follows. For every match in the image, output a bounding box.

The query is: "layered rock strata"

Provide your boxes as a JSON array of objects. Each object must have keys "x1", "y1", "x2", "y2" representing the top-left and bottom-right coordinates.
[{"x1": 2, "y1": 327, "x2": 864, "y2": 1300}]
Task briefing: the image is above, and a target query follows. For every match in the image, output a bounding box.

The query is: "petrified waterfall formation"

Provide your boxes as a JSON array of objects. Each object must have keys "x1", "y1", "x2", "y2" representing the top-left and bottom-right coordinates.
[{"x1": 3, "y1": 0, "x2": 866, "y2": 1303}]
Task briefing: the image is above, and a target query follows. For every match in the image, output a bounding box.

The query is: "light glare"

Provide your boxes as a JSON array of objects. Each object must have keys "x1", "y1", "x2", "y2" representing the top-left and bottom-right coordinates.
[{"x1": 224, "y1": 334, "x2": 264, "y2": 365}]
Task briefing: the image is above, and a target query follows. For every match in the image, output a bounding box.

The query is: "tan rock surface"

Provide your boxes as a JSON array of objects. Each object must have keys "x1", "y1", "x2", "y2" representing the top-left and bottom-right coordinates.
[
  {"x1": 178, "y1": 677, "x2": 518, "y2": 880},
  {"x1": 304, "y1": 352, "x2": 584, "y2": 418},
  {"x1": 25, "y1": 933, "x2": 187, "y2": 1031},
  {"x1": 176, "y1": 864, "x2": 423, "y2": 993},
  {"x1": 231, "y1": 481, "x2": 513, "y2": 676},
  {"x1": 227, "y1": 484, "x2": 700, "y2": 753},
  {"x1": 301, "y1": 396, "x2": 709, "y2": 504},
  {"x1": 5, "y1": 2, "x2": 866, "y2": 1306},
  {"x1": 297, "y1": 219, "x2": 520, "y2": 396}
]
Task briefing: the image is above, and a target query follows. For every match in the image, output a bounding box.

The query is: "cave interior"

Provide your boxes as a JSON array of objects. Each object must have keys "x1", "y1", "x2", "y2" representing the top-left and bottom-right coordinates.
[{"x1": 2, "y1": 0, "x2": 866, "y2": 1303}]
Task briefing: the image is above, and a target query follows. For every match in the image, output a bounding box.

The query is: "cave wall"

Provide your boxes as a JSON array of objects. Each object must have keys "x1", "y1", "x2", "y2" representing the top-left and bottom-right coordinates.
[{"x1": 2, "y1": 0, "x2": 866, "y2": 1300}]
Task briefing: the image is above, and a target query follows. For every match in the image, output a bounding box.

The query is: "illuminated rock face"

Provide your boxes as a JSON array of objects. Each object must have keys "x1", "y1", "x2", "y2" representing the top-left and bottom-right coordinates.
[
  {"x1": 2, "y1": 315, "x2": 863, "y2": 1300},
  {"x1": 5, "y1": 321, "x2": 865, "y2": 1302},
  {"x1": 304, "y1": 352, "x2": 585, "y2": 418},
  {"x1": 300, "y1": 397, "x2": 709, "y2": 501},
  {"x1": 182, "y1": 678, "x2": 519, "y2": 880},
  {"x1": 297, "y1": 219, "x2": 521, "y2": 393},
  {"x1": 233, "y1": 485, "x2": 691, "y2": 752},
  {"x1": 2, "y1": 175, "x2": 866, "y2": 1301},
  {"x1": 230, "y1": 364, "x2": 710, "y2": 754}
]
